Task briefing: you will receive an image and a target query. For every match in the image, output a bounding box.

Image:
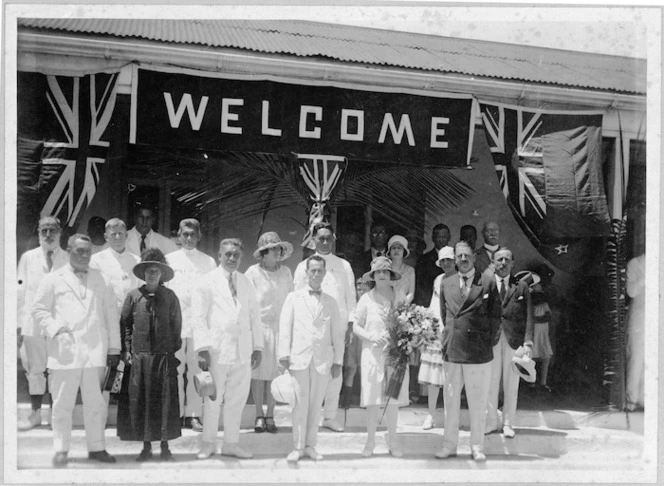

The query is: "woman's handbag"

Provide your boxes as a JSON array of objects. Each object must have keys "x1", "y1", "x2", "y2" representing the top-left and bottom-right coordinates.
[{"x1": 103, "y1": 360, "x2": 125, "y2": 394}]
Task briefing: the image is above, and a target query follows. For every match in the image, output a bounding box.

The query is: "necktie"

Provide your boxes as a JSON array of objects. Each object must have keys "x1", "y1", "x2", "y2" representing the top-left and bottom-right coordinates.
[
  {"x1": 140, "y1": 235, "x2": 147, "y2": 253},
  {"x1": 228, "y1": 272, "x2": 237, "y2": 303},
  {"x1": 309, "y1": 289, "x2": 322, "y2": 296},
  {"x1": 499, "y1": 278, "x2": 507, "y2": 301},
  {"x1": 46, "y1": 250, "x2": 53, "y2": 271},
  {"x1": 461, "y1": 276, "x2": 469, "y2": 297}
]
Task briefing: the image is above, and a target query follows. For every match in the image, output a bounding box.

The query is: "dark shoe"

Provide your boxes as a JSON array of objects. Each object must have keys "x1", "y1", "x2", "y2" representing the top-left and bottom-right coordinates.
[
  {"x1": 160, "y1": 449, "x2": 175, "y2": 462},
  {"x1": 541, "y1": 385, "x2": 552, "y2": 393},
  {"x1": 265, "y1": 417, "x2": 278, "y2": 433},
  {"x1": 52, "y1": 451, "x2": 68, "y2": 468},
  {"x1": 136, "y1": 449, "x2": 153, "y2": 462},
  {"x1": 189, "y1": 417, "x2": 203, "y2": 432},
  {"x1": 88, "y1": 450, "x2": 116, "y2": 463},
  {"x1": 254, "y1": 416, "x2": 267, "y2": 433}
]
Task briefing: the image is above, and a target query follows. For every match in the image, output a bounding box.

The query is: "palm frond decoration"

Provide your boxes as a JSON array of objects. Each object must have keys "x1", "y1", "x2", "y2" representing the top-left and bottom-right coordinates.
[
  {"x1": 602, "y1": 216, "x2": 628, "y2": 411},
  {"x1": 128, "y1": 146, "x2": 475, "y2": 236}
]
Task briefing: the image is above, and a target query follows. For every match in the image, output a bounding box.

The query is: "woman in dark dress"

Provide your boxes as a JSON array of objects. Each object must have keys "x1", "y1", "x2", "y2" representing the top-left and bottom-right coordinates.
[{"x1": 117, "y1": 248, "x2": 182, "y2": 461}]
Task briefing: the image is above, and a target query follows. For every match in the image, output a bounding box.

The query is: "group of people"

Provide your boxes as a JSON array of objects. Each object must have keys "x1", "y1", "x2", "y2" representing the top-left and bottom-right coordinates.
[{"x1": 18, "y1": 205, "x2": 556, "y2": 466}]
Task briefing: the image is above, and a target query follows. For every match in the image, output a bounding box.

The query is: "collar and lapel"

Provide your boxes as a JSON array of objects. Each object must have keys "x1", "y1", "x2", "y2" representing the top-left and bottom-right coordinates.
[
  {"x1": 299, "y1": 288, "x2": 323, "y2": 322},
  {"x1": 60, "y1": 267, "x2": 94, "y2": 308},
  {"x1": 212, "y1": 267, "x2": 237, "y2": 308}
]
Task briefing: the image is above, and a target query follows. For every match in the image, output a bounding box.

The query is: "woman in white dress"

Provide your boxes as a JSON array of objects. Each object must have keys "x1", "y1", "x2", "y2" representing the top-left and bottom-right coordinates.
[
  {"x1": 245, "y1": 232, "x2": 293, "y2": 433},
  {"x1": 418, "y1": 246, "x2": 455, "y2": 429},
  {"x1": 352, "y1": 257, "x2": 408, "y2": 458}
]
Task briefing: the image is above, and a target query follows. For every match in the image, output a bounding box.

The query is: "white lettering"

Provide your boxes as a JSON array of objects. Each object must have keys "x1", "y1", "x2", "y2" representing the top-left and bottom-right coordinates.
[
  {"x1": 299, "y1": 105, "x2": 322, "y2": 139},
  {"x1": 340, "y1": 109, "x2": 364, "y2": 141},
  {"x1": 261, "y1": 101, "x2": 282, "y2": 137},
  {"x1": 163, "y1": 92, "x2": 209, "y2": 130},
  {"x1": 221, "y1": 98, "x2": 244, "y2": 134},
  {"x1": 430, "y1": 117, "x2": 450, "y2": 148},
  {"x1": 378, "y1": 114, "x2": 415, "y2": 146}
]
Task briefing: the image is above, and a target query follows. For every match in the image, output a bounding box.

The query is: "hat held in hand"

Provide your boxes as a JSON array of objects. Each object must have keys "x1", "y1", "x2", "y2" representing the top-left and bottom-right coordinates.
[
  {"x1": 194, "y1": 371, "x2": 217, "y2": 401},
  {"x1": 270, "y1": 371, "x2": 296, "y2": 405},
  {"x1": 511, "y1": 346, "x2": 537, "y2": 383}
]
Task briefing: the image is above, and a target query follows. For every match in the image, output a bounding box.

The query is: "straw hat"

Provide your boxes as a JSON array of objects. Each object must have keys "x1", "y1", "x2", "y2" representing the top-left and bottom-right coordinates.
[
  {"x1": 511, "y1": 346, "x2": 537, "y2": 383},
  {"x1": 252, "y1": 232, "x2": 294, "y2": 261},
  {"x1": 270, "y1": 372, "x2": 295, "y2": 405},
  {"x1": 193, "y1": 371, "x2": 217, "y2": 401},
  {"x1": 362, "y1": 256, "x2": 402, "y2": 282},
  {"x1": 387, "y1": 235, "x2": 410, "y2": 257},
  {"x1": 515, "y1": 270, "x2": 541, "y2": 287},
  {"x1": 132, "y1": 248, "x2": 174, "y2": 282},
  {"x1": 435, "y1": 246, "x2": 455, "y2": 268}
]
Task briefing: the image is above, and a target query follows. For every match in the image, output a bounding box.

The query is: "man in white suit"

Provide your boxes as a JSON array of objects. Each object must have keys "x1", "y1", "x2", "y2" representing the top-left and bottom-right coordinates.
[
  {"x1": 126, "y1": 206, "x2": 177, "y2": 257},
  {"x1": 167, "y1": 218, "x2": 217, "y2": 432},
  {"x1": 293, "y1": 222, "x2": 355, "y2": 432},
  {"x1": 32, "y1": 234, "x2": 121, "y2": 467},
  {"x1": 191, "y1": 238, "x2": 263, "y2": 460},
  {"x1": 279, "y1": 255, "x2": 344, "y2": 462},
  {"x1": 17, "y1": 215, "x2": 69, "y2": 430}
]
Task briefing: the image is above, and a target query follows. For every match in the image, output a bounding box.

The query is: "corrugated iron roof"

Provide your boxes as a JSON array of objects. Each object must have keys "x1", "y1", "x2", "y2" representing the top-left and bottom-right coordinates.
[{"x1": 18, "y1": 18, "x2": 645, "y2": 94}]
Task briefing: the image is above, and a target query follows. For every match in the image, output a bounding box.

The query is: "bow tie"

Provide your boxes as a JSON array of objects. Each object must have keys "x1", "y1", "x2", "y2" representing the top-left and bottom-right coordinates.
[{"x1": 309, "y1": 289, "x2": 322, "y2": 296}]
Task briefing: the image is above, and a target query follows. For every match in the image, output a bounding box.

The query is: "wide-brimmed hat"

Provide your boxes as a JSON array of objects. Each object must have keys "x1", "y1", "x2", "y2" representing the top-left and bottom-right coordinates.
[
  {"x1": 435, "y1": 246, "x2": 455, "y2": 268},
  {"x1": 133, "y1": 248, "x2": 174, "y2": 282},
  {"x1": 515, "y1": 270, "x2": 541, "y2": 287},
  {"x1": 253, "y1": 232, "x2": 294, "y2": 261},
  {"x1": 270, "y1": 372, "x2": 295, "y2": 405},
  {"x1": 387, "y1": 235, "x2": 410, "y2": 257},
  {"x1": 363, "y1": 256, "x2": 402, "y2": 282},
  {"x1": 511, "y1": 346, "x2": 537, "y2": 383},
  {"x1": 193, "y1": 371, "x2": 217, "y2": 401}
]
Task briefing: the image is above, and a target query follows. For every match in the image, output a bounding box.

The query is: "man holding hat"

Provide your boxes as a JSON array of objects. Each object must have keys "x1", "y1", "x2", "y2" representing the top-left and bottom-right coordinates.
[
  {"x1": 435, "y1": 241, "x2": 501, "y2": 462},
  {"x1": 279, "y1": 255, "x2": 344, "y2": 462},
  {"x1": 191, "y1": 238, "x2": 263, "y2": 460},
  {"x1": 485, "y1": 248, "x2": 534, "y2": 438},
  {"x1": 32, "y1": 234, "x2": 121, "y2": 467},
  {"x1": 167, "y1": 218, "x2": 217, "y2": 432}
]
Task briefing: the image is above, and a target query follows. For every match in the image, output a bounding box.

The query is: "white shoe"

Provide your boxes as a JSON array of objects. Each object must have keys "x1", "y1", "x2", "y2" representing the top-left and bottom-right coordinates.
[
  {"x1": 196, "y1": 442, "x2": 216, "y2": 460},
  {"x1": 222, "y1": 443, "x2": 253, "y2": 459},
  {"x1": 287, "y1": 449, "x2": 303, "y2": 462},
  {"x1": 386, "y1": 434, "x2": 403, "y2": 458},
  {"x1": 304, "y1": 446, "x2": 323, "y2": 461},
  {"x1": 434, "y1": 448, "x2": 457, "y2": 459},
  {"x1": 322, "y1": 418, "x2": 344, "y2": 432},
  {"x1": 472, "y1": 448, "x2": 486, "y2": 462},
  {"x1": 422, "y1": 414, "x2": 435, "y2": 430},
  {"x1": 361, "y1": 441, "x2": 375, "y2": 457},
  {"x1": 502, "y1": 425, "x2": 515, "y2": 438},
  {"x1": 18, "y1": 410, "x2": 42, "y2": 431}
]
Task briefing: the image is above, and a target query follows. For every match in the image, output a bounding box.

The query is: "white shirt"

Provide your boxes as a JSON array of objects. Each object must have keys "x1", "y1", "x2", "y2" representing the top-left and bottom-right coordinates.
[
  {"x1": 293, "y1": 252, "x2": 356, "y2": 325},
  {"x1": 459, "y1": 268, "x2": 476, "y2": 291},
  {"x1": 167, "y1": 248, "x2": 217, "y2": 338},
  {"x1": 90, "y1": 247, "x2": 140, "y2": 313},
  {"x1": 126, "y1": 227, "x2": 178, "y2": 256},
  {"x1": 17, "y1": 246, "x2": 69, "y2": 336},
  {"x1": 494, "y1": 274, "x2": 509, "y2": 296}
]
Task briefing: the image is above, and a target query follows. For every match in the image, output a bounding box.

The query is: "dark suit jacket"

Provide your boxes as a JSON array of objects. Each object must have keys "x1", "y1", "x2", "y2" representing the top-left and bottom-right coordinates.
[
  {"x1": 439, "y1": 272, "x2": 501, "y2": 364},
  {"x1": 414, "y1": 249, "x2": 443, "y2": 306},
  {"x1": 494, "y1": 276, "x2": 534, "y2": 349},
  {"x1": 474, "y1": 247, "x2": 493, "y2": 274}
]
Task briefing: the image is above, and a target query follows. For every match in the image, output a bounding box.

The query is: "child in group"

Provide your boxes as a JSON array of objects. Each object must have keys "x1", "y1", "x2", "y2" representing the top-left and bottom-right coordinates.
[
  {"x1": 524, "y1": 272, "x2": 553, "y2": 392},
  {"x1": 352, "y1": 257, "x2": 408, "y2": 458},
  {"x1": 341, "y1": 277, "x2": 371, "y2": 409},
  {"x1": 117, "y1": 248, "x2": 183, "y2": 461}
]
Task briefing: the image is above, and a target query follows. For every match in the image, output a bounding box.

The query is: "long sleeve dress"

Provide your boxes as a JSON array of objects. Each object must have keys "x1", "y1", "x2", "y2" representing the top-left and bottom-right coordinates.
[
  {"x1": 117, "y1": 284, "x2": 183, "y2": 442},
  {"x1": 353, "y1": 288, "x2": 409, "y2": 407}
]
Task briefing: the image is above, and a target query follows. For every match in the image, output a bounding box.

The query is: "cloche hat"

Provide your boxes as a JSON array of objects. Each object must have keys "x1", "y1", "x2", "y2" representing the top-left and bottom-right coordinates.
[
  {"x1": 253, "y1": 232, "x2": 294, "y2": 261},
  {"x1": 387, "y1": 235, "x2": 410, "y2": 257},
  {"x1": 133, "y1": 248, "x2": 174, "y2": 282},
  {"x1": 363, "y1": 256, "x2": 402, "y2": 282},
  {"x1": 435, "y1": 246, "x2": 455, "y2": 268}
]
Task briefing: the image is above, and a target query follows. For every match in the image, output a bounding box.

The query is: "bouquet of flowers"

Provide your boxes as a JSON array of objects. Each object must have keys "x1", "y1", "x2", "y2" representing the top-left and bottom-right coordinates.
[{"x1": 384, "y1": 303, "x2": 441, "y2": 399}]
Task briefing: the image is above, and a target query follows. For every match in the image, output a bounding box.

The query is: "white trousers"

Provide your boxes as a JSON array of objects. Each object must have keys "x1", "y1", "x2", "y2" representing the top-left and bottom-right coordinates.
[
  {"x1": 291, "y1": 363, "x2": 330, "y2": 450},
  {"x1": 626, "y1": 316, "x2": 645, "y2": 407},
  {"x1": 442, "y1": 361, "x2": 491, "y2": 453},
  {"x1": 20, "y1": 335, "x2": 48, "y2": 395},
  {"x1": 486, "y1": 331, "x2": 521, "y2": 429},
  {"x1": 176, "y1": 337, "x2": 203, "y2": 417},
  {"x1": 322, "y1": 371, "x2": 342, "y2": 420},
  {"x1": 201, "y1": 360, "x2": 251, "y2": 445},
  {"x1": 49, "y1": 367, "x2": 107, "y2": 453}
]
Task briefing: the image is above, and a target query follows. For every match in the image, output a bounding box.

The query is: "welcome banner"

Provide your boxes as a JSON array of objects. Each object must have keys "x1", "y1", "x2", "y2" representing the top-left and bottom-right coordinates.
[{"x1": 130, "y1": 66, "x2": 475, "y2": 167}]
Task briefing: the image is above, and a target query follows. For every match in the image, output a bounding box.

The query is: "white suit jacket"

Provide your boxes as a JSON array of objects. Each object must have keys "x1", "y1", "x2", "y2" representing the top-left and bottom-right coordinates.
[
  {"x1": 32, "y1": 266, "x2": 121, "y2": 369},
  {"x1": 190, "y1": 266, "x2": 263, "y2": 365},
  {"x1": 278, "y1": 288, "x2": 343, "y2": 375},
  {"x1": 126, "y1": 227, "x2": 178, "y2": 257},
  {"x1": 17, "y1": 246, "x2": 69, "y2": 336},
  {"x1": 90, "y1": 247, "x2": 140, "y2": 313}
]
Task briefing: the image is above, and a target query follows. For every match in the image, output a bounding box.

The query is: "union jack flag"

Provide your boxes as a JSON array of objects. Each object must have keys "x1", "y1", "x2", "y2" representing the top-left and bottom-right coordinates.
[
  {"x1": 38, "y1": 73, "x2": 119, "y2": 227},
  {"x1": 480, "y1": 102, "x2": 610, "y2": 273}
]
